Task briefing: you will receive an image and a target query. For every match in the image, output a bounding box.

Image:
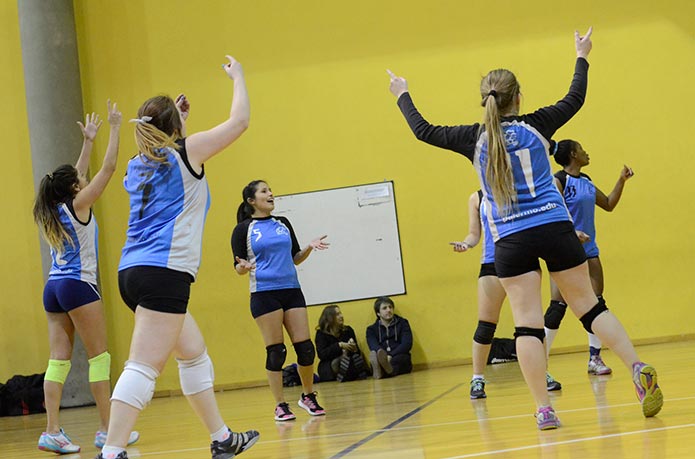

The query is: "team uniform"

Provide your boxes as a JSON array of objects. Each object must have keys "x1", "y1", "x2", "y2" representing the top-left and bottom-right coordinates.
[
  {"x1": 398, "y1": 58, "x2": 590, "y2": 278},
  {"x1": 555, "y1": 170, "x2": 599, "y2": 258},
  {"x1": 231, "y1": 216, "x2": 306, "y2": 318},
  {"x1": 477, "y1": 190, "x2": 497, "y2": 278},
  {"x1": 43, "y1": 200, "x2": 101, "y2": 313},
  {"x1": 118, "y1": 138, "x2": 210, "y2": 313}
]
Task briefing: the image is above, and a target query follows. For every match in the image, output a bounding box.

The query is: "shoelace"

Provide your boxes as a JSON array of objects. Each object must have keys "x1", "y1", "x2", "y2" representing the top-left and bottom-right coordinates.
[{"x1": 304, "y1": 393, "x2": 319, "y2": 409}]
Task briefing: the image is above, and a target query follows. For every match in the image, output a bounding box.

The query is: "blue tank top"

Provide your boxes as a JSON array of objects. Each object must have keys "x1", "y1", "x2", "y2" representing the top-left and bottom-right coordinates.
[
  {"x1": 477, "y1": 190, "x2": 495, "y2": 264},
  {"x1": 556, "y1": 170, "x2": 598, "y2": 257},
  {"x1": 48, "y1": 201, "x2": 98, "y2": 284},
  {"x1": 119, "y1": 139, "x2": 210, "y2": 279},
  {"x1": 231, "y1": 216, "x2": 301, "y2": 293}
]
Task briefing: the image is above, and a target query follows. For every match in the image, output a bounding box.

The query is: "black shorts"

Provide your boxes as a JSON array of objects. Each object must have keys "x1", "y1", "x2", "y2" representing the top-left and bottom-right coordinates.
[
  {"x1": 250, "y1": 288, "x2": 306, "y2": 319},
  {"x1": 479, "y1": 262, "x2": 498, "y2": 278},
  {"x1": 494, "y1": 221, "x2": 587, "y2": 278},
  {"x1": 118, "y1": 266, "x2": 193, "y2": 314}
]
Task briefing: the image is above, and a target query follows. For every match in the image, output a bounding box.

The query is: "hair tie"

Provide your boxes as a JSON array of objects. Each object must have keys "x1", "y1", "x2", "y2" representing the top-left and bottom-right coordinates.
[
  {"x1": 487, "y1": 90, "x2": 497, "y2": 98},
  {"x1": 552, "y1": 142, "x2": 559, "y2": 155},
  {"x1": 128, "y1": 115, "x2": 153, "y2": 125},
  {"x1": 46, "y1": 173, "x2": 54, "y2": 180}
]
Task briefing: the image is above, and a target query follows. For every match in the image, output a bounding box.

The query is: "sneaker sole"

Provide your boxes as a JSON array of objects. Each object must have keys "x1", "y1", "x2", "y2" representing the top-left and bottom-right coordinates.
[
  {"x1": 588, "y1": 368, "x2": 613, "y2": 375},
  {"x1": 547, "y1": 384, "x2": 562, "y2": 391},
  {"x1": 538, "y1": 422, "x2": 560, "y2": 431},
  {"x1": 38, "y1": 445, "x2": 81, "y2": 454},
  {"x1": 470, "y1": 394, "x2": 487, "y2": 400},
  {"x1": 238, "y1": 434, "x2": 260, "y2": 454},
  {"x1": 298, "y1": 400, "x2": 326, "y2": 416},
  {"x1": 637, "y1": 365, "x2": 663, "y2": 417},
  {"x1": 274, "y1": 414, "x2": 296, "y2": 421}
]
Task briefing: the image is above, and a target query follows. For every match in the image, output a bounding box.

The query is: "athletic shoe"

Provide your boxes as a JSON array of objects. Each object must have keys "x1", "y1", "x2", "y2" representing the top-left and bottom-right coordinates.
[
  {"x1": 369, "y1": 351, "x2": 382, "y2": 379},
  {"x1": 38, "y1": 428, "x2": 80, "y2": 454},
  {"x1": 274, "y1": 402, "x2": 296, "y2": 421},
  {"x1": 470, "y1": 377, "x2": 487, "y2": 399},
  {"x1": 94, "y1": 452, "x2": 128, "y2": 459},
  {"x1": 535, "y1": 406, "x2": 561, "y2": 430},
  {"x1": 211, "y1": 428, "x2": 260, "y2": 459},
  {"x1": 632, "y1": 362, "x2": 663, "y2": 417},
  {"x1": 94, "y1": 430, "x2": 140, "y2": 449},
  {"x1": 588, "y1": 355, "x2": 613, "y2": 375},
  {"x1": 546, "y1": 372, "x2": 562, "y2": 391},
  {"x1": 94, "y1": 451, "x2": 128, "y2": 459},
  {"x1": 298, "y1": 392, "x2": 326, "y2": 416},
  {"x1": 376, "y1": 349, "x2": 393, "y2": 375}
]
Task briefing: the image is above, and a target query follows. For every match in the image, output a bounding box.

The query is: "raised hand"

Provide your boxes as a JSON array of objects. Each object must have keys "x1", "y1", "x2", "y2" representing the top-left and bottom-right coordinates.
[
  {"x1": 223, "y1": 55, "x2": 244, "y2": 80},
  {"x1": 175, "y1": 93, "x2": 190, "y2": 121},
  {"x1": 575, "y1": 26, "x2": 593, "y2": 59},
  {"x1": 77, "y1": 112, "x2": 102, "y2": 141},
  {"x1": 620, "y1": 165, "x2": 635, "y2": 181},
  {"x1": 235, "y1": 256, "x2": 256, "y2": 273},
  {"x1": 450, "y1": 241, "x2": 472, "y2": 252},
  {"x1": 107, "y1": 99, "x2": 122, "y2": 127},
  {"x1": 309, "y1": 235, "x2": 330, "y2": 251},
  {"x1": 387, "y1": 69, "x2": 408, "y2": 98}
]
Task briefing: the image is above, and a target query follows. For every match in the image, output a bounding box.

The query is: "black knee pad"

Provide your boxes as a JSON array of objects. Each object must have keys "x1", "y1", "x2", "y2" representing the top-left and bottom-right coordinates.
[
  {"x1": 265, "y1": 343, "x2": 287, "y2": 371},
  {"x1": 473, "y1": 321, "x2": 497, "y2": 345},
  {"x1": 514, "y1": 327, "x2": 545, "y2": 343},
  {"x1": 579, "y1": 298, "x2": 609, "y2": 334},
  {"x1": 293, "y1": 339, "x2": 315, "y2": 366},
  {"x1": 544, "y1": 300, "x2": 568, "y2": 330}
]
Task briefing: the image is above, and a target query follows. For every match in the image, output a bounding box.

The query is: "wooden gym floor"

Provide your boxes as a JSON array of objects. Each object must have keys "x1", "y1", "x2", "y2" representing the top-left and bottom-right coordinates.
[{"x1": 1, "y1": 340, "x2": 693, "y2": 458}]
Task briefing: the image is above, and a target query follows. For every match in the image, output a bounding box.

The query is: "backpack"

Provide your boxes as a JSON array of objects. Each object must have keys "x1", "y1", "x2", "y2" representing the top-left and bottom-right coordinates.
[
  {"x1": 487, "y1": 338, "x2": 518, "y2": 364},
  {"x1": 0, "y1": 373, "x2": 46, "y2": 417}
]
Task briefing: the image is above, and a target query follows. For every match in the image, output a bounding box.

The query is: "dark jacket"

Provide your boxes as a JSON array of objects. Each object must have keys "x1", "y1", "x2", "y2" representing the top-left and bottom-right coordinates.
[
  {"x1": 315, "y1": 326, "x2": 364, "y2": 381},
  {"x1": 366, "y1": 315, "x2": 412, "y2": 357}
]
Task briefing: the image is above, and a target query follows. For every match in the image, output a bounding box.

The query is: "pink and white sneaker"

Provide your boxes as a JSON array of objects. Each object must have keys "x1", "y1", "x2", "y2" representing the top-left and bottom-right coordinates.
[{"x1": 298, "y1": 392, "x2": 326, "y2": 416}]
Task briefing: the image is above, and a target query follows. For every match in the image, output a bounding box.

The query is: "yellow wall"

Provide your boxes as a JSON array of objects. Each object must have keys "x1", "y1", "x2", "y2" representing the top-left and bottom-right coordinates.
[
  {"x1": 0, "y1": 2, "x2": 49, "y2": 381},
  {"x1": 3, "y1": 0, "x2": 692, "y2": 388}
]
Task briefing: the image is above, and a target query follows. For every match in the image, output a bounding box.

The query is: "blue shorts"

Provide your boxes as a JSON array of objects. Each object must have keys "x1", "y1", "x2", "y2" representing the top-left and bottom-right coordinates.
[{"x1": 43, "y1": 278, "x2": 101, "y2": 313}]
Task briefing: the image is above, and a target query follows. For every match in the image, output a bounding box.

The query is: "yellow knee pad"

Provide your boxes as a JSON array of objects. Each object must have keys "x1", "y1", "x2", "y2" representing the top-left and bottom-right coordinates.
[
  {"x1": 45, "y1": 359, "x2": 71, "y2": 384},
  {"x1": 88, "y1": 351, "x2": 111, "y2": 382}
]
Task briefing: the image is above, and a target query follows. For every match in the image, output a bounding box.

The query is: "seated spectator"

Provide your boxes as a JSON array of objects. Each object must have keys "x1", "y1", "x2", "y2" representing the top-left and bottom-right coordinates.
[
  {"x1": 366, "y1": 297, "x2": 413, "y2": 378},
  {"x1": 315, "y1": 305, "x2": 369, "y2": 382}
]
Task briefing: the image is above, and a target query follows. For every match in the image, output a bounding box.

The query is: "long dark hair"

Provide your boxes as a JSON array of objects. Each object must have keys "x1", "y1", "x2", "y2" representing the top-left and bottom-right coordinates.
[
  {"x1": 132, "y1": 95, "x2": 182, "y2": 164},
  {"x1": 236, "y1": 180, "x2": 266, "y2": 223},
  {"x1": 553, "y1": 139, "x2": 580, "y2": 167},
  {"x1": 317, "y1": 305, "x2": 342, "y2": 337},
  {"x1": 33, "y1": 165, "x2": 80, "y2": 251}
]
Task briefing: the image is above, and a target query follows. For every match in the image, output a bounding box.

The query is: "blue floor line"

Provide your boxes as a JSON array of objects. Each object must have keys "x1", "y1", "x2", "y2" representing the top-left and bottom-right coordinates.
[{"x1": 329, "y1": 382, "x2": 465, "y2": 458}]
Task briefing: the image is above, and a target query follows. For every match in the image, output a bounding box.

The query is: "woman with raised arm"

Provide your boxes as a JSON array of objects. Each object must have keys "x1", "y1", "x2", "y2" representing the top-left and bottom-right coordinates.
[
  {"x1": 34, "y1": 102, "x2": 139, "y2": 454},
  {"x1": 97, "y1": 56, "x2": 258, "y2": 459},
  {"x1": 544, "y1": 140, "x2": 635, "y2": 377},
  {"x1": 388, "y1": 28, "x2": 662, "y2": 430},
  {"x1": 232, "y1": 180, "x2": 329, "y2": 422}
]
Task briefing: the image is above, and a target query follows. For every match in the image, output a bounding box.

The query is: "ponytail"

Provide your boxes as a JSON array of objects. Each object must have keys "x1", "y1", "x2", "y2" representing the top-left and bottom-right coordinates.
[
  {"x1": 552, "y1": 139, "x2": 579, "y2": 167},
  {"x1": 236, "y1": 201, "x2": 253, "y2": 223},
  {"x1": 237, "y1": 180, "x2": 266, "y2": 223},
  {"x1": 132, "y1": 95, "x2": 183, "y2": 164},
  {"x1": 132, "y1": 121, "x2": 179, "y2": 164},
  {"x1": 33, "y1": 165, "x2": 79, "y2": 251},
  {"x1": 479, "y1": 69, "x2": 521, "y2": 217}
]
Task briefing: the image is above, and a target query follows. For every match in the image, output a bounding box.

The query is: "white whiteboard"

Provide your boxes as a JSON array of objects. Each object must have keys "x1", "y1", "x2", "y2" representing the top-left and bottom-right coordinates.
[{"x1": 274, "y1": 181, "x2": 406, "y2": 306}]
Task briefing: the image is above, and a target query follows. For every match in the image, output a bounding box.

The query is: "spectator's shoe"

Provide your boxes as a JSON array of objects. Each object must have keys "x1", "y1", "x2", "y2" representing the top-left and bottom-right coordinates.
[
  {"x1": 369, "y1": 351, "x2": 382, "y2": 379},
  {"x1": 470, "y1": 377, "x2": 487, "y2": 399},
  {"x1": 535, "y1": 406, "x2": 561, "y2": 430},
  {"x1": 632, "y1": 362, "x2": 663, "y2": 417},
  {"x1": 274, "y1": 402, "x2": 296, "y2": 421},
  {"x1": 211, "y1": 428, "x2": 260, "y2": 459},
  {"x1": 94, "y1": 452, "x2": 128, "y2": 459},
  {"x1": 94, "y1": 431, "x2": 140, "y2": 448},
  {"x1": 38, "y1": 428, "x2": 80, "y2": 454},
  {"x1": 546, "y1": 372, "x2": 562, "y2": 391},
  {"x1": 587, "y1": 355, "x2": 612, "y2": 375},
  {"x1": 298, "y1": 392, "x2": 326, "y2": 416},
  {"x1": 376, "y1": 349, "x2": 393, "y2": 375}
]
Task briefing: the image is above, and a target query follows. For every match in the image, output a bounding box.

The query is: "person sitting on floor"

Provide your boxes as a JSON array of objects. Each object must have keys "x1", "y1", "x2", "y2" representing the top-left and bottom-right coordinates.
[{"x1": 366, "y1": 297, "x2": 413, "y2": 379}]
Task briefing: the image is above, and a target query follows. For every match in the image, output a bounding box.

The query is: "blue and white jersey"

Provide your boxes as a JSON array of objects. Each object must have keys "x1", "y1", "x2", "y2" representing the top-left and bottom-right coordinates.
[
  {"x1": 48, "y1": 201, "x2": 98, "y2": 284},
  {"x1": 119, "y1": 139, "x2": 210, "y2": 279},
  {"x1": 231, "y1": 216, "x2": 301, "y2": 293},
  {"x1": 397, "y1": 58, "x2": 589, "y2": 242},
  {"x1": 472, "y1": 122, "x2": 572, "y2": 241},
  {"x1": 477, "y1": 191, "x2": 495, "y2": 264},
  {"x1": 556, "y1": 170, "x2": 599, "y2": 257}
]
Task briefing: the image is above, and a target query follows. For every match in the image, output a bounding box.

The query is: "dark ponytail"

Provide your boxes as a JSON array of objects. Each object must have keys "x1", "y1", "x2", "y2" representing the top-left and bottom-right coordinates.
[
  {"x1": 553, "y1": 139, "x2": 579, "y2": 167},
  {"x1": 236, "y1": 180, "x2": 266, "y2": 223},
  {"x1": 33, "y1": 165, "x2": 80, "y2": 250}
]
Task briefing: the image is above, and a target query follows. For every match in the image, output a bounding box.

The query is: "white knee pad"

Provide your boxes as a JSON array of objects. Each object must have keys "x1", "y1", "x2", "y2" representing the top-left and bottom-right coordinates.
[
  {"x1": 111, "y1": 360, "x2": 159, "y2": 410},
  {"x1": 177, "y1": 348, "x2": 215, "y2": 396}
]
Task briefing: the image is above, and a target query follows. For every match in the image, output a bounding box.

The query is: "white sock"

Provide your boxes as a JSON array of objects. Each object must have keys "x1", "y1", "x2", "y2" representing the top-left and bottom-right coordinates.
[
  {"x1": 211, "y1": 425, "x2": 230, "y2": 443},
  {"x1": 587, "y1": 332, "x2": 602, "y2": 349},
  {"x1": 472, "y1": 374, "x2": 484, "y2": 381},
  {"x1": 544, "y1": 327, "x2": 559, "y2": 357},
  {"x1": 101, "y1": 446, "x2": 126, "y2": 458}
]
